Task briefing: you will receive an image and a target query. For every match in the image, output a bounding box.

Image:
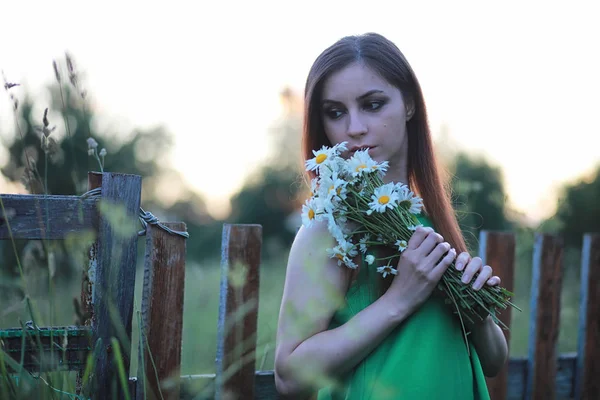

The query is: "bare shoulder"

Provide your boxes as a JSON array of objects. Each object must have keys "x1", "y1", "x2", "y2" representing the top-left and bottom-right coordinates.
[{"x1": 285, "y1": 221, "x2": 351, "y2": 304}]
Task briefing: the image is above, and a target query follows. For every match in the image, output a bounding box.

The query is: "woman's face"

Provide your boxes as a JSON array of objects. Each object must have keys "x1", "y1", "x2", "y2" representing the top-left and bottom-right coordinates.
[{"x1": 320, "y1": 62, "x2": 410, "y2": 166}]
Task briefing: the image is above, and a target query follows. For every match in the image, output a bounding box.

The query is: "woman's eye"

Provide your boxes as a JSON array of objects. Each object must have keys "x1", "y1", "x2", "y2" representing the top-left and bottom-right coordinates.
[
  {"x1": 325, "y1": 109, "x2": 344, "y2": 119},
  {"x1": 364, "y1": 101, "x2": 384, "y2": 111}
]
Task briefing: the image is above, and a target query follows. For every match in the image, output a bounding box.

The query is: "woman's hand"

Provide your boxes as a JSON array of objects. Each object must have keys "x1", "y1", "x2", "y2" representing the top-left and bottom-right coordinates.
[
  {"x1": 385, "y1": 227, "x2": 457, "y2": 314},
  {"x1": 454, "y1": 252, "x2": 502, "y2": 325},
  {"x1": 454, "y1": 252, "x2": 501, "y2": 290}
]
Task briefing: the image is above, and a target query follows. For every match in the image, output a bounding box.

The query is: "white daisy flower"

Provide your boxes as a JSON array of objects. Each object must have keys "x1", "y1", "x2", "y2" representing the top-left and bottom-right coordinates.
[
  {"x1": 368, "y1": 183, "x2": 399, "y2": 213},
  {"x1": 371, "y1": 160, "x2": 389, "y2": 174},
  {"x1": 301, "y1": 198, "x2": 321, "y2": 227},
  {"x1": 396, "y1": 186, "x2": 424, "y2": 215},
  {"x1": 346, "y1": 149, "x2": 377, "y2": 177},
  {"x1": 324, "y1": 213, "x2": 346, "y2": 244},
  {"x1": 395, "y1": 240, "x2": 408, "y2": 252},
  {"x1": 341, "y1": 240, "x2": 358, "y2": 257},
  {"x1": 365, "y1": 254, "x2": 375, "y2": 265},
  {"x1": 359, "y1": 235, "x2": 370, "y2": 253},
  {"x1": 377, "y1": 265, "x2": 398, "y2": 278},
  {"x1": 320, "y1": 172, "x2": 348, "y2": 201},
  {"x1": 319, "y1": 195, "x2": 336, "y2": 214},
  {"x1": 327, "y1": 240, "x2": 358, "y2": 268},
  {"x1": 407, "y1": 224, "x2": 423, "y2": 231},
  {"x1": 331, "y1": 141, "x2": 349, "y2": 156},
  {"x1": 305, "y1": 146, "x2": 334, "y2": 172},
  {"x1": 394, "y1": 182, "x2": 409, "y2": 193}
]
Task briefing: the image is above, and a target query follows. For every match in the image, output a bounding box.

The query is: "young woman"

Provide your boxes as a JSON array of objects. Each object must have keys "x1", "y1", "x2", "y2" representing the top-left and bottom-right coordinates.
[{"x1": 274, "y1": 33, "x2": 508, "y2": 400}]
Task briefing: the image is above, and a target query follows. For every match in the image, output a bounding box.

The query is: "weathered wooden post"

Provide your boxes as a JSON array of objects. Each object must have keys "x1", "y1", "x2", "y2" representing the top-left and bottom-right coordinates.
[
  {"x1": 215, "y1": 224, "x2": 262, "y2": 400},
  {"x1": 575, "y1": 233, "x2": 600, "y2": 400},
  {"x1": 136, "y1": 222, "x2": 187, "y2": 400},
  {"x1": 526, "y1": 234, "x2": 564, "y2": 400},
  {"x1": 479, "y1": 231, "x2": 516, "y2": 400},
  {"x1": 84, "y1": 172, "x2": 142, "y2": 399}
]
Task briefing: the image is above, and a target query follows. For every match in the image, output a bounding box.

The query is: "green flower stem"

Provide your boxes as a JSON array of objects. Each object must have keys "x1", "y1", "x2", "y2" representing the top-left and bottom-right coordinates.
[{"x1": 331, "y1": 170, "x2": 520, "y2": 333}]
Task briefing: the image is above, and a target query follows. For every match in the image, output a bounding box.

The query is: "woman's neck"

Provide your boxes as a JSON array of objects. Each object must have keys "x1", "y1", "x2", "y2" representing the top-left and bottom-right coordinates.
[{"x1": 381, "y1": 160, "x2": 409, "y2": 187}]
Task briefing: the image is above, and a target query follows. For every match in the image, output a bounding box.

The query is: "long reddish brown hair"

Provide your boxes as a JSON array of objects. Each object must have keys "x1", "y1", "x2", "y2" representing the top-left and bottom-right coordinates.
[{"x1": 302, "y1": 32, "x2": 468, "y2": 255}]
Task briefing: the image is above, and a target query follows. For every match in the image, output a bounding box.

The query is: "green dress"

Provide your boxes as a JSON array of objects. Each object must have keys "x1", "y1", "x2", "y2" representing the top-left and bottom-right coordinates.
[{"x1": 317, "y1": 215, "x2": 490, "y2": 400}]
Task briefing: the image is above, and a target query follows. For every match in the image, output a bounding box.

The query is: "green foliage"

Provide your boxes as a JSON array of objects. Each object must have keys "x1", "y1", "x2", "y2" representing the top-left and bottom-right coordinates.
[
  {"x1": 450, "y1": 153, "x2": 513, "y2": 251},
  {"x1": 0, "y1": 88, "x2": 172, "y2": 196},
  {"x1": 228, "y1": 166, "x2": 303, "y2": 257},
  {"x1": 553, "y1": 165, "x2": 600, "y2": 246}
]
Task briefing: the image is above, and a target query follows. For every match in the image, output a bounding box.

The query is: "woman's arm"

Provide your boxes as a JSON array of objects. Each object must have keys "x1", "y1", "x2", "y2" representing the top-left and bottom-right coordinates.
[
  {"x1": 469, "y1": 316, "x2": 509, "y2": 377},
  {"x1": 274, "y1": 223, "x2": 414, "y2": 398},
  {"x1": 275, "y1": 225, "x2": 455, "y2": 398}
]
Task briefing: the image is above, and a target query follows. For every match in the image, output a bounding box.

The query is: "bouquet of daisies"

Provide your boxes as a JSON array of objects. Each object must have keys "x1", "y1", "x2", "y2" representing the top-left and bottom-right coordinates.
[{"x1": 301, "y1": 142, "x2": 518, "y2": 331}]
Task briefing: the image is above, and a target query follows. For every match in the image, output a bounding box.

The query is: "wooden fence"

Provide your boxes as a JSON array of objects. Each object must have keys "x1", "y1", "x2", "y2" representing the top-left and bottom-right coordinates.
[
  {"x1": 0, "y1": 172, "x2": 187, "y2": 400},
  {"x1": 1, "y1": 172, "x2": 599, "y2": 399}
]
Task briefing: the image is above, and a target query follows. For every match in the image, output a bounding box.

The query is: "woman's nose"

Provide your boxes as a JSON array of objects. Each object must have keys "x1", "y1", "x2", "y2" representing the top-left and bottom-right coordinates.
[{"x1": 347, "y1": 113, "x2": 367, "y2": 138}]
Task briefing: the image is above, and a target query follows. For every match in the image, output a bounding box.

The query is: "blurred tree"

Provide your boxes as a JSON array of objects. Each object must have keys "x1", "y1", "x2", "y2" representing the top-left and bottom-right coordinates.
[
  {"x1": 228, "y1": 166, "x2": 303, "y2": 257},
  {"x1": 0, "y1": 56, "x2": 215, "y2": 282},
  {"x1": 447, "y1": 152, "x2": 513, "y2": 251},
  {"x1": 227, "y1": 87, "x2": 305, "y2": 257},
  {"x1": 550, "y1": 165, "x2": 600, "y2": 247},
  {"x1": 0, "y1": 89, "x2": 172, "y2": 196}
]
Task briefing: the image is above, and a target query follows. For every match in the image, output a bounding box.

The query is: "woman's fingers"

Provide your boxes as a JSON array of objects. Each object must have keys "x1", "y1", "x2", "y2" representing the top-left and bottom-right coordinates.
[
  {"x1": 485, "y1": 276, "x2": 501, "y2": 286},
  {"x1": 472, "y1": 265, "x2": 492, "y2": 290},
  {"x1": 431, "y1": 247, "x2": 456, "y2": 281},
  {"x1": 407, "y1": 226, "x2": 434, "y2": 250},
  {"x1": 460, "y1": 257, "x2": 482, "y2": 284},
  {"x1": 424, "y1": 241, "x2": 451, "y2": 265},
  {"x1": 455, "y1": 251, "x2": 471, "y2": 271}
]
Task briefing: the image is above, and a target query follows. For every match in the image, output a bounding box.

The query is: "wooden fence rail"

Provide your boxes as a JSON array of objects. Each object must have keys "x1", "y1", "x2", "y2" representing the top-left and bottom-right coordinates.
[{"x1": 1, "y1": 174, "x2": 599, "y2": 399}]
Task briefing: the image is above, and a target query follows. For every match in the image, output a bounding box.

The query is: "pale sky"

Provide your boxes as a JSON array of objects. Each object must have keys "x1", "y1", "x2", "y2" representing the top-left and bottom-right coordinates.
[{"x1": 1, "y1": 1, "x2": 599, "y2": 223}]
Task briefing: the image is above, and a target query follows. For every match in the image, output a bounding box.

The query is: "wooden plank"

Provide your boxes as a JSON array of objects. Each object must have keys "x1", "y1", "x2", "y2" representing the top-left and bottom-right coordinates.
[
  {"x1": 91, "y1": 172, "x2": 142, "y2": 400},
  {"x1": 526, "y1": 234, "x2": 564, "y2": 400},
  {"x1": 575, "y1": 233, "x2": 600, "y2": 400},
  {"x1": 81, "y1": 172, "x2": 103, "y2": 329},
  {"x1": 0, "y1": 194, "x2": 98, "y2": 240},
  {"x1": 0, "y1": 326, "x2": 91, "y2": 372},
  {"x1": 137, "y1": 222, "x2": 187, "y2": 400},
  {"x1": 479, "y1": 231, "x2": 516, "y2": 400},
  {"x1": 215, "y1": 224, "x2": 262, "y2": 400},
  {"x1": 76, "y1": 173, "x2": 103, "y2": 395}
]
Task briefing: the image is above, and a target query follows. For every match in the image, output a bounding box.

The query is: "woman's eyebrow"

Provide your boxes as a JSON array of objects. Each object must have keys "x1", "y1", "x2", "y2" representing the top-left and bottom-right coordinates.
[{"x1": 322, "y1": 89, "x2": 385, "y2": 105}]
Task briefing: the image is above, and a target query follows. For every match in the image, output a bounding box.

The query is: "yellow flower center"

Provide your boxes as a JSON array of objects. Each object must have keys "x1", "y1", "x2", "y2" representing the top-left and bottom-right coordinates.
[
  {"x1": 378, "y1": 195, "x2": 390, "y2": 205},
  {"x1": 384, "y1": 266, "x2": 392, "y2": 272},
  {"x1": 336, "y1": 254, "x2": 344, "y2": 261},
  {"x1": 316, "y1": 154, "x2": 327, "y2": 164},
  {"x1": 308, "y1": 209, "x2": 315, "y2": 220},
  {"x1": 355, "y1": 163, "x2": 367, "y2": 172}
]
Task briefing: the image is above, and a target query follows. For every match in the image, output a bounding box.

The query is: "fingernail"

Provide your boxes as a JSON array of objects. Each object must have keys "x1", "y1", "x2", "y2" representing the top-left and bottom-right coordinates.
[
  {"x1": 461, "y1": 274, "x2": 469, "y2": 284},
  {"x1": 473, "y1": 283, "x2": 481, "y2": 290},
  {"x1": 456, "y1": 262, "x2": 463, "y2": 271}
]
